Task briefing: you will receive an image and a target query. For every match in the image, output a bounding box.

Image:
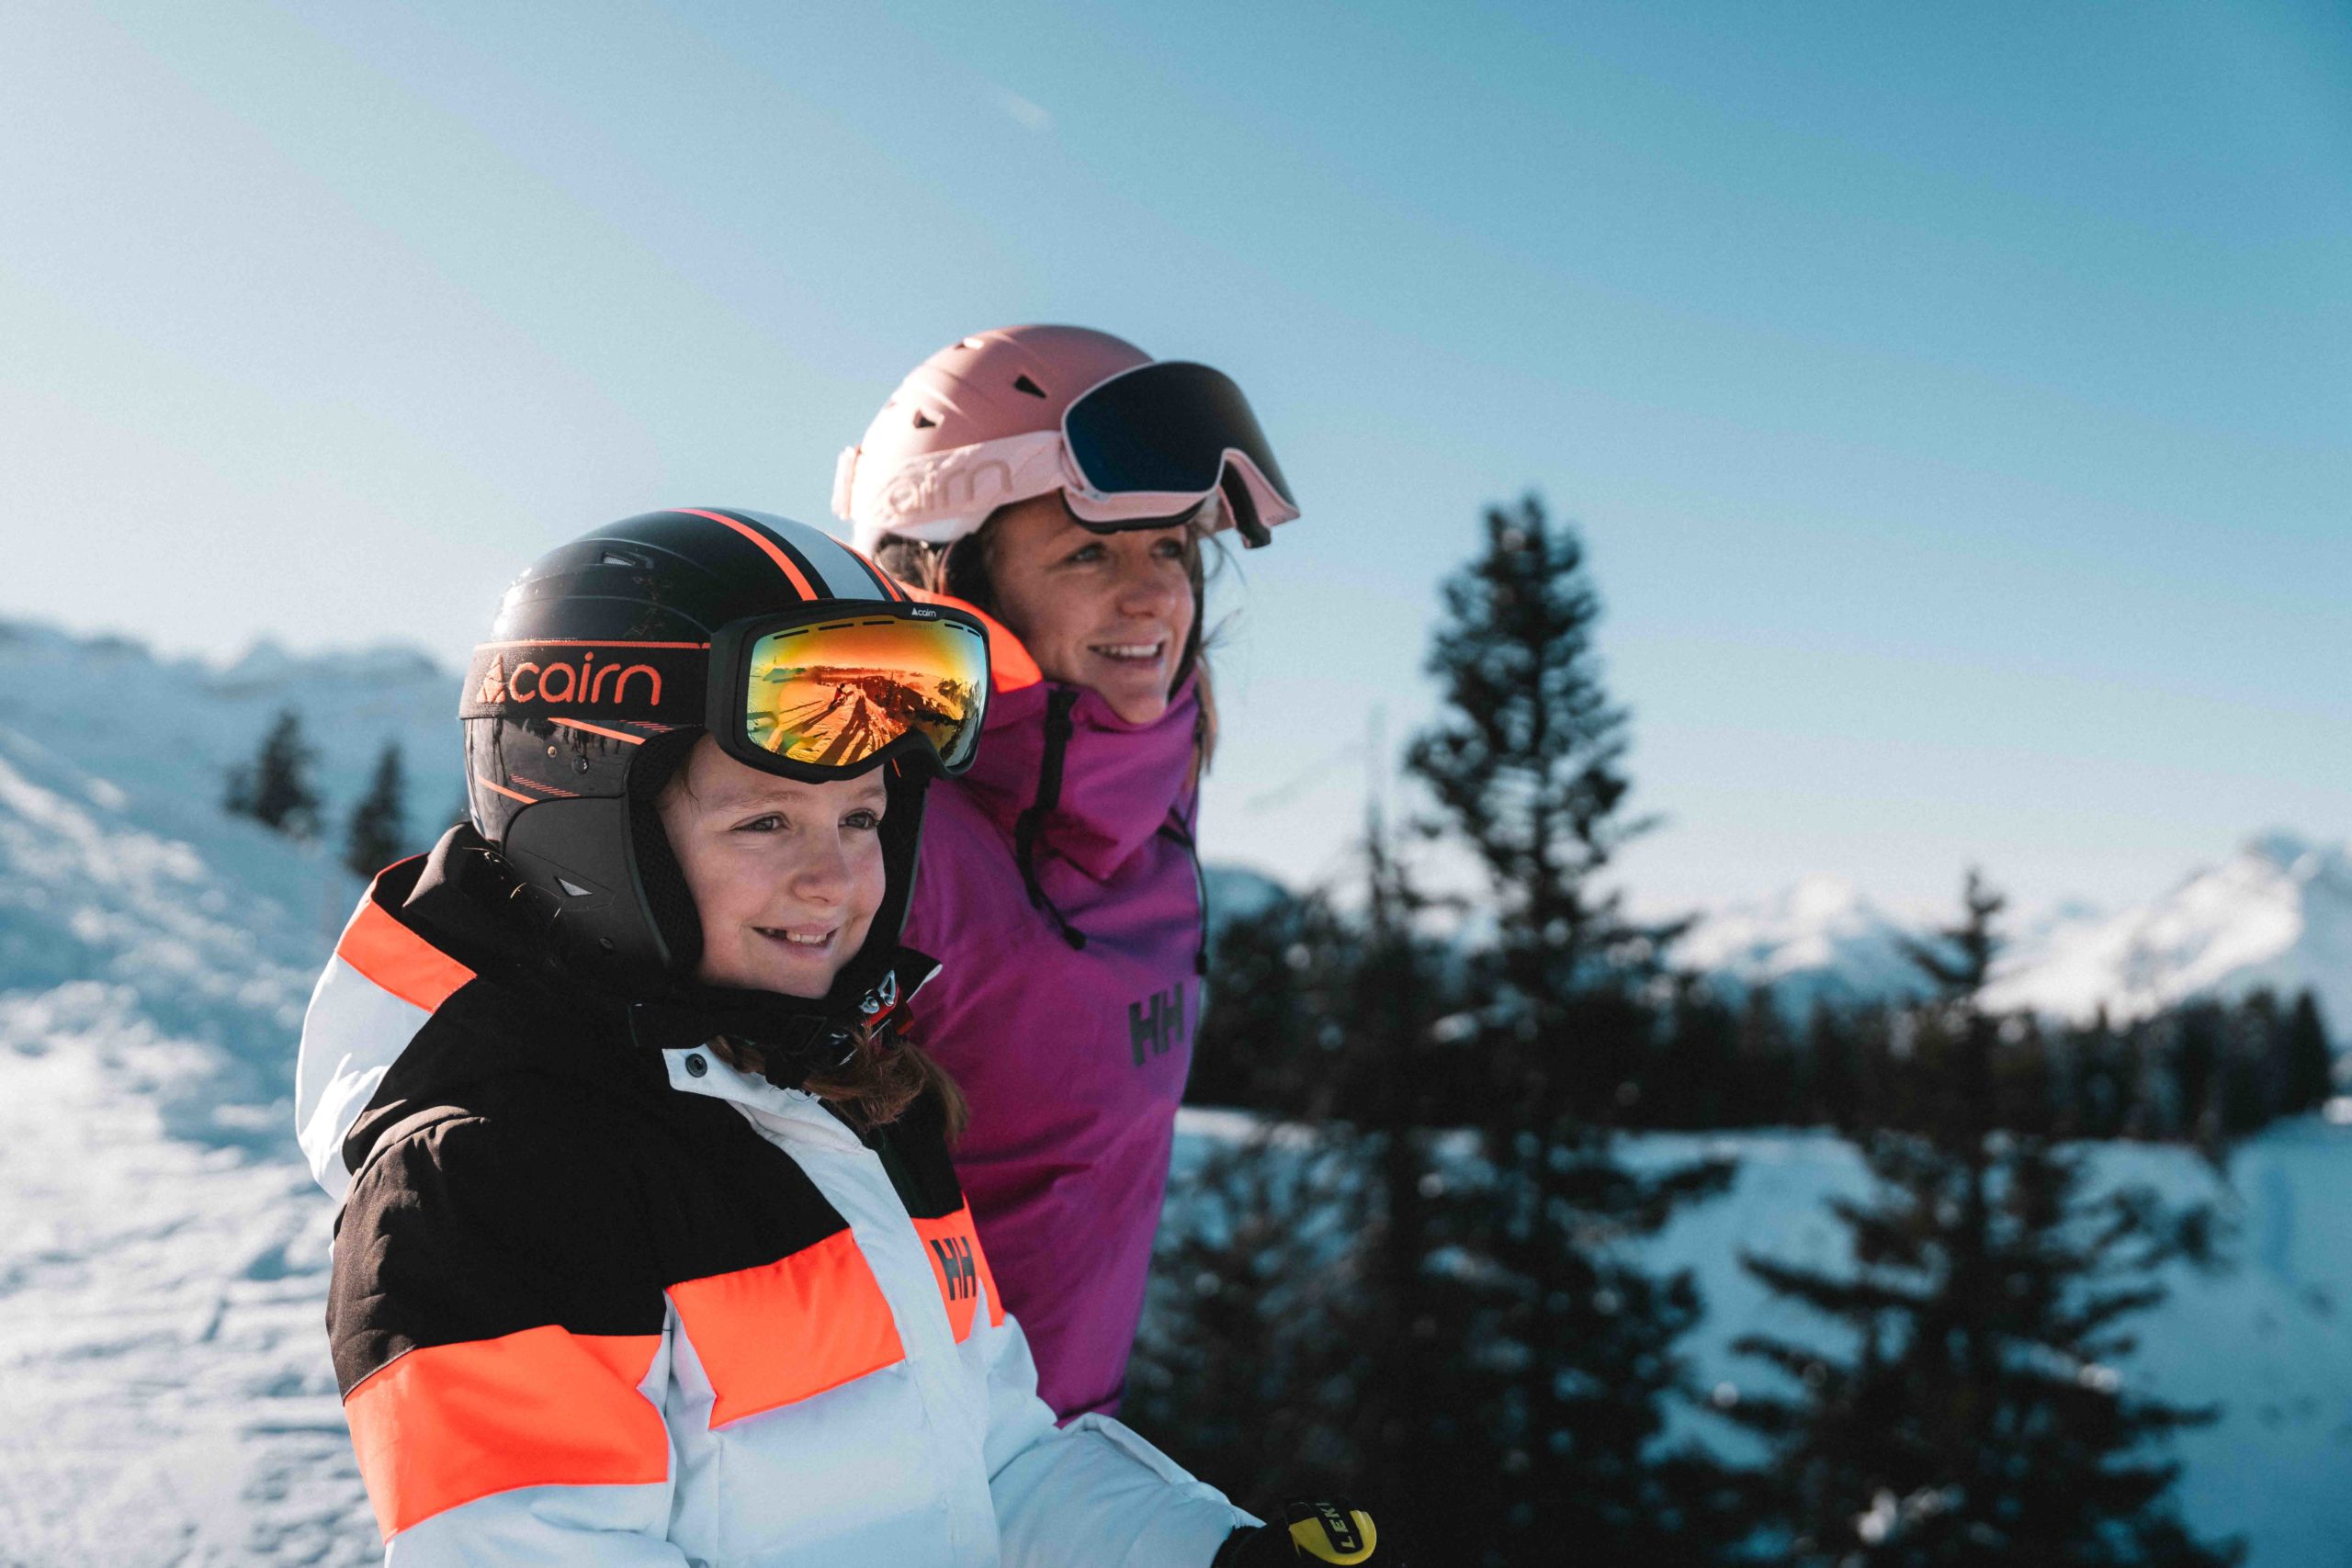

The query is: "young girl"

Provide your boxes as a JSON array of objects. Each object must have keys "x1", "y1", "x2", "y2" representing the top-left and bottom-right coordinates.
[
  {"x1": 295, "y1": 508, "x2": 1385, "y2": 1564},
  {"x1": 834, "y1": 325, "x2": 1300, "y2": 1421}
]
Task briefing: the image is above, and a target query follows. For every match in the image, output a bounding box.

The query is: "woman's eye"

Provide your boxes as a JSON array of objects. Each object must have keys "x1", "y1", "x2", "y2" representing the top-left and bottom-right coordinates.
[
  {"x1": 1064, "y1": 543, "x2": 1106, "y2": 565},
  {"x1": 736, "y1": 814, "x2": 785, "y2": 833},
  {"x1": 842, "y1": 809, "x2": 882, "y2": 831},
  {"x1": 1152, "y1": 538, "x2": 1187, "y2": 560}
]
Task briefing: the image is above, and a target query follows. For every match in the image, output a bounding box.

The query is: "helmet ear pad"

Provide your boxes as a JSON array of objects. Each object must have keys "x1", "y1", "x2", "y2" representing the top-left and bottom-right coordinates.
[
  {"x1": 500, "y1": 793, "x2": 690, "y2": 985},
  {"x1": 623, "y1": 728, "x2": 707, "y2": 981},
  {"x1": 491, "y1": 728, "x2": 706, "y2": 988}
]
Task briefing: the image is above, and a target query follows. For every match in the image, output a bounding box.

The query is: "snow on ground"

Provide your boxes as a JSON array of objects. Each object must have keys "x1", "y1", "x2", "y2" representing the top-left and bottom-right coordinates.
[
  {"x1": 0, "y1": 630, "x2": 409, "y2": 1563},
  {"x1": 0, "y1": 988, "x2": 368, "y2": 1567},
  {"x1": 1172, "y1": 1108, "x2": 2352, "y2": 1565},
  {"x1": 1630, "y1": 1126, "x2": 2352, "y2": 1564}
]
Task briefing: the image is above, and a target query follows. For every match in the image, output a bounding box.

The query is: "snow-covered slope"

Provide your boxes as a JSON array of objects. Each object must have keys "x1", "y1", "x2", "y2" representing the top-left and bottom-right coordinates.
[
  {"x1": 1170, "y1": 1111, "x2": 2352, "y2": 1566},
  {"x1": 1989, "y1": 831, "x2": 2352, "y2": 1035},
  {"x1": 1630, "y1": 1124, "x2": 2352, "y2": 1566},
  {"x1": 0, "y1": 623, "x2": 461, "y2": 1563},
  {"x1": 1678, "y1": 874, "x2": 1926, "y2": 1012}
]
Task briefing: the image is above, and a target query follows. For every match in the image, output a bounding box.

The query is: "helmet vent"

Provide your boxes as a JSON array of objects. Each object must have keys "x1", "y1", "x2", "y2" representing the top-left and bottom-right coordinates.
[
  {"x1": 911, "y1": 410, "x2": 937, "y2": 429},
  {"x1": 1012, "y1": 374, "x2": 1046, "y2": 398},
  {"x1": 599, "y1": 549, "x2": 650, "y2": 569}
]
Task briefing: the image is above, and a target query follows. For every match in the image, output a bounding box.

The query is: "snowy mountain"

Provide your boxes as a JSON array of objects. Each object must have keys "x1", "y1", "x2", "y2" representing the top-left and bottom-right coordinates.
[
  {"x1": 1988, "y1": 831, "x2": 2352, "y2": 1037},
  {"x1": 1682, "y1": 835, "x2": 2350, "y2": 1038},
  {"x1": 1677, "y1": 874, "x2": 1926, "y2": 1013}
]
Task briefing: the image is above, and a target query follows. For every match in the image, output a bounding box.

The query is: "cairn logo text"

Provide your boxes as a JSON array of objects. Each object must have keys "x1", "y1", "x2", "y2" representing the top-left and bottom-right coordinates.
[{"x1": 477, "y1": 651, "x2": 662, "y2": 708}]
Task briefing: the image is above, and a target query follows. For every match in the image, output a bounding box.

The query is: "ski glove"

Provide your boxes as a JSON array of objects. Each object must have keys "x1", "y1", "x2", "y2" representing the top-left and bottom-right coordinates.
[{"x1": 1213, "y1": 1500, "x2": 1390, "y2": 1565}]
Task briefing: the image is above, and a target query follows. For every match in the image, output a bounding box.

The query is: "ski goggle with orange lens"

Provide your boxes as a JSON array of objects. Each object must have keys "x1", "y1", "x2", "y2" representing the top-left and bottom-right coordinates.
[{"x1": 706, "y1": 602, "x2": 990, "y2": 782}]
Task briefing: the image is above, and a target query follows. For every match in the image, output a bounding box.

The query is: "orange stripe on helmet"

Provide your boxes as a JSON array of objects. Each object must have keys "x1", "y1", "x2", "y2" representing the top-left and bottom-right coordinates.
[
  {"x1": 901, "y1": 586, "x2": 1041, "y2": 694},
  {"x1": 343, "y1": 1326, "x2": 667, "y2": 1540},
  {"x1": 473, "y1": 638, "x2": 711, "y2": 650},
  {"x1": 475, "y1": 773, "x2": 535, "y2": 806},
  {"x1": 667, "y1": 1229, "x2": 905, "y2": 1427},
  {"x1": 673, "y1": 508, "x2": 818, "y2": 600},
  {"x1": 336, "y1": 895, "x2": 476, "y2": 1014},
  {"x1": 911, "y1": 1202, "x2": 1002, "y2": 1340},
  {"x1": 838, "y1": 539, "x2": 908, "y2": 601},
  {"x1": 548, "y1": 716, "x2": 645, "y2": 745}
]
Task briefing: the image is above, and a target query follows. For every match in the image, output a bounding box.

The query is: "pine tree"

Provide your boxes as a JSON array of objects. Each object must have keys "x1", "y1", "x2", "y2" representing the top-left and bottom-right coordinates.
[
  {"x1": 1406, "y1": 494, "x2": 1738, "y2": 1561},
  {"x1": 343, "y1": 740, "x2": 409, "y2": 880},
  {"x1": 1726, "y1": 874, "x2": 2241, "y2": 1567},
  {"x1": 222, "y1": 707, "x2": 322, "y2": 839},
  {"x1": 2278, "y1": 990, "x2": 2334, "y2": 1116}
]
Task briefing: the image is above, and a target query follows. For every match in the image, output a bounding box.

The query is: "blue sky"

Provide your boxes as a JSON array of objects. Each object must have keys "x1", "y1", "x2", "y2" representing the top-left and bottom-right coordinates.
[{"x1": 3, "y1": 0, "x2": 2346, "y2": 915}]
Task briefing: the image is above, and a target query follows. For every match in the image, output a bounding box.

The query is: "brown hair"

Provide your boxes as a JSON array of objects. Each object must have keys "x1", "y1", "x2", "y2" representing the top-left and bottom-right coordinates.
[
  {"x1": 712, "y1": 1025, "x2": 969, "y2": 1142},
  {"x1": 872, "y1": 498, "x2": 1224, "y2": 784}
]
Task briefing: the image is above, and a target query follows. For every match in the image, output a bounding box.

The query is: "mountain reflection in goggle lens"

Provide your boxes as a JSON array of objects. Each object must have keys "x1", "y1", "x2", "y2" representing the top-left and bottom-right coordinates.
[{"x1": 743, "y1": 618, "x2": 986, "y2": 771}]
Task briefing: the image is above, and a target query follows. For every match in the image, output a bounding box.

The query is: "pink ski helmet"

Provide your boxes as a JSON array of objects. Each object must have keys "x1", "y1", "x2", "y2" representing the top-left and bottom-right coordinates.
[{"x1": 833, "y1": 323, "x2": 1299, "y2": 552}]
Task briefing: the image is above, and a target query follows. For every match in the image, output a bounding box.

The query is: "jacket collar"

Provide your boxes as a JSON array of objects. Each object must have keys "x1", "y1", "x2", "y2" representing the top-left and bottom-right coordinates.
[
  {"x1": 956, "y1": 663, "x2": 1201, "y2": 882},
  {"x1": 661, "y1": 1045, "x2": 865, "y2": 1153}
]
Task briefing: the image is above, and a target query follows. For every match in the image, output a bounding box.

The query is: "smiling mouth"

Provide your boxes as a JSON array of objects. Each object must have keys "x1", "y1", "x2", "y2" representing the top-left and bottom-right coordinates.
[
  {"x1": 756, "y1": 926, "x2": 837, "y2": 951},
  {"x1": 1089, "y1": 640, "x2": 1165, "y2": 665}
]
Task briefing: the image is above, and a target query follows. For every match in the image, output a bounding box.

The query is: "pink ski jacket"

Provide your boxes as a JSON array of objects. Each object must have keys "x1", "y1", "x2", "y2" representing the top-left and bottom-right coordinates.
[{"x1": 900, "y1": 611, "x2": 1207, "y2": 1421}]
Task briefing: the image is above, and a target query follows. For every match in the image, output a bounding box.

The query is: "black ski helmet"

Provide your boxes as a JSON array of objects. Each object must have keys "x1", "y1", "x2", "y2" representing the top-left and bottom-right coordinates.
[{"x1": 458, "y1": 507, "x2": 982, "y2": 1055}]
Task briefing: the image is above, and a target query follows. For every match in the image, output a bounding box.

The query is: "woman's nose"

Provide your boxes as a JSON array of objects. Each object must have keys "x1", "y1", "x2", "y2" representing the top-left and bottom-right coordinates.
[{"x1": 1114, "y1": 556, "x2": 1182, "y2": 616}]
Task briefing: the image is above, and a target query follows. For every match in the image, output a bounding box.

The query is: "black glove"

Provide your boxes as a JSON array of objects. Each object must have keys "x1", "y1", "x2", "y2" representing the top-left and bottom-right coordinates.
[{"x1": 1213, "y1": 1499, "x2": 1393, "y2": 1565}]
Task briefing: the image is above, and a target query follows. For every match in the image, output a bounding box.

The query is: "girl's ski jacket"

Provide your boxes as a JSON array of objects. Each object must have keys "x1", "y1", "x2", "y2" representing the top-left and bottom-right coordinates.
[
  {"x1": 897, "y1": 620, "x2": 1208, "y2": 1421},
  {"x1": 294, "y1": 832, "x2": 1250, "y2": 1566}
]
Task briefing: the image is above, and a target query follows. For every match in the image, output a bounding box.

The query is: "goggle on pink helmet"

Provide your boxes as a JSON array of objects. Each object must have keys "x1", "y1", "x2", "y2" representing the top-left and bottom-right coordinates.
[{"x1": 832, "y1": 324, "x2": 1300, "y2": 552}]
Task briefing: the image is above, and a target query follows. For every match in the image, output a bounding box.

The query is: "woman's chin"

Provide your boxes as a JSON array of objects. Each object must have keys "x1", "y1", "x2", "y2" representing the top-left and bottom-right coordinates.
[{"x1": 1081, "y1": 662, "x2": 1173, "y2": 723}]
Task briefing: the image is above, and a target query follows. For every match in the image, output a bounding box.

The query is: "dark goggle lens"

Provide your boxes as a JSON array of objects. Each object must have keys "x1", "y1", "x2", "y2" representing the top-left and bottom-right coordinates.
[
  {"x1": 1063, "y1": 361, "x2": 1295, "y2": 504},
  {"x1": 742, "y1": 616, "x2": 988, "y2": 773}
]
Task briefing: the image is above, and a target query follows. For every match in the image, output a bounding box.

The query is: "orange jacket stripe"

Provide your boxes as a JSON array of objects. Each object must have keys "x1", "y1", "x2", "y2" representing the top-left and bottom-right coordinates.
[
  {"x1": 902, "y1": 587, "x2": 1044, "y2": 694},
  {"x1": 343, "y1": 1326, "x2": 667, "y2": 1540},
  {"x1": 910, "y1": 1204, "x2": 1001, "y2": 1342},
  {"x1": 336, "y1": 894, "x2": 476, "y2": 1014},
  {"x1": 669, "y1": 1230, "x2": 906, "y2": 1427},
  {"x1": 674, "y1": 508, "x2": 819, "y2": 600},
  {"x1": 548, "y1": 715, "x2": 647, "y2": 745},
  {"x1": 974, "y1": 1215, "x2": 1006, "y2": 1327}
]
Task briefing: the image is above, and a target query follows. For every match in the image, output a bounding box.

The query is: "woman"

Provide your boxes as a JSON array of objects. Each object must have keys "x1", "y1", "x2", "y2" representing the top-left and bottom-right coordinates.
[
  {"x1": 832, "y1": 326, "x2": 1300, "y2": 1420},
  {"x1": 293, "y1": 509, "x2": 1380, "y2": 1564}
]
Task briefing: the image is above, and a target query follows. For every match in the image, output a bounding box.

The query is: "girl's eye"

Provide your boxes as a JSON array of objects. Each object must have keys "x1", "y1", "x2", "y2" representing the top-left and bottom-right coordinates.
[
  {"x1": 737, "y1": 814, "x2": 786, "y2": 833},
  {"x1": 1064, "y1": 542, "x2": 1106, "y2": 565},
  {"x1": 1152, "y1": 537, "x2": 1187, "y2": 560},
  {"x1": 842, "y1": 809, "x2": 882, "y2": 831}
]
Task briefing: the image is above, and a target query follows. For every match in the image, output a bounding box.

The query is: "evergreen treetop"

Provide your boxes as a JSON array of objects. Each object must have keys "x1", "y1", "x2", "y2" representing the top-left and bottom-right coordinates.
[
  {"x1": 343, "y1": 740, "x2": 408, "y2": 880},
  {"x1": 223, "y1": 707, "x2": 322, "y2": 840}
]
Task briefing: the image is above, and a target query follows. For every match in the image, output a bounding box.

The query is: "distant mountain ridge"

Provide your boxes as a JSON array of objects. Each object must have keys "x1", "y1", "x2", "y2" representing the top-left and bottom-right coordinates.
[
  {"x1": 1684, "y1": 832, "x2": 2351, "y2": 1039},
  {"x1": 1987, "y1": 831, "x2": 2352, "y2": 1038}
]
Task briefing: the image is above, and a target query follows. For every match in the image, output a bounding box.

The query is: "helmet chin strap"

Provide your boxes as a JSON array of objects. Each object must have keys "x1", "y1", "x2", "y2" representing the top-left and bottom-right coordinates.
[{"x1": 621, "y1": 942, "x2": 942, "y2": 1091}]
